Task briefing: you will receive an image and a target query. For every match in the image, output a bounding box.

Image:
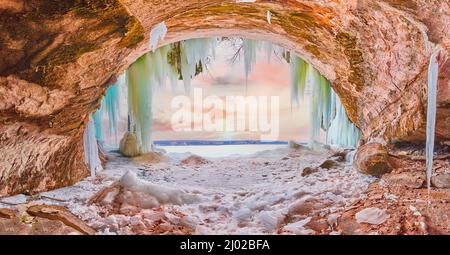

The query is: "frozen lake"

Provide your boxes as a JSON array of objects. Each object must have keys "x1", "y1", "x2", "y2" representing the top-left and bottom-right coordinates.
[{"x1": 157, "y1": 144, "x2": 289, "y2": 158}]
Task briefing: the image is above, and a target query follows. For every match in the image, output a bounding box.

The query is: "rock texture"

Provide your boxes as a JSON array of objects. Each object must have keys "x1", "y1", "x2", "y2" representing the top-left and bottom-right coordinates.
[
  {"x1": 0, "y1": 0, "x2": 449, "y2": 195},
  {"x1": 354, "y1": 143, "x2": 392, "y2": 176},
  {"x1": 0, "y1": 204, "x2": 95, "y2": 235},
  {"x1": 431, "y1": 173, "x2": 450, "y2": 189}
]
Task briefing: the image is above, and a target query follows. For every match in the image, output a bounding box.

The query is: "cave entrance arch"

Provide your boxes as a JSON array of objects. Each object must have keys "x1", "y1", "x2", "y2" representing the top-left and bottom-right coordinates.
[{"x1": 93, "y1": 36, "x2": 360, "y2": 165}]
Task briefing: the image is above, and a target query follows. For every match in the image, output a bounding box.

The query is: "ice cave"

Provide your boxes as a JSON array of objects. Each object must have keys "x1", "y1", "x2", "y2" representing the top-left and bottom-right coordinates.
[{"x1": 0, "y1": 0, "x2": 449, "y2": 236}]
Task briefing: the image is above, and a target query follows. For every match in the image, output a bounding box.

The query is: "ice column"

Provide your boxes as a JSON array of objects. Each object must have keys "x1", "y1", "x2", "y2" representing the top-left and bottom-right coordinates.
[
  {"x1": 83, "y1": 114, "x2": 103, "y2": 177},
  {"x1": 426, "y1": 52, "x2": 439, "y2": 191}
]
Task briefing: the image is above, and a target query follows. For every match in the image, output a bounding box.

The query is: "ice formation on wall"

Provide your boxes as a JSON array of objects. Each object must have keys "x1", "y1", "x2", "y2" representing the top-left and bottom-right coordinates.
[
  {"x1": 267, "y1": 10, "x2": 272, "y2": 24},
  {"x1": 91, "y1": 76, "x2": 123, "y2": 147},
  {"x1": 426, "y1": 52, "x2": 439, "y2": 191},
  {"x1": 149, "y1": 22, "x2": 168, "y2": 52},
  {"x1": 83, "y1": 114, "x2": 103, "y2": 177},
  {"x1": 327, "y1": 93, "x2": 361, "y2": 147},
  {"x1": 290, "y1": 54, "x2": 360, "y2": 148}
]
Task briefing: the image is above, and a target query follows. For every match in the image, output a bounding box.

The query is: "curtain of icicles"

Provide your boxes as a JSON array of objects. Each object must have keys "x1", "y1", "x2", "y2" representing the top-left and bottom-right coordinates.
[
  {"x1": 84, "y1": 37, "x2": 363, "y2": 173},
  {"x1": 84, "y1": 79, "x2": 122, "y2": 176},
  {"x1": 126, "y1": 38, "x2": 217, "y2": 152},
  {"x1": 83, "y1": 37, "x2": 218, "y2": 170}
]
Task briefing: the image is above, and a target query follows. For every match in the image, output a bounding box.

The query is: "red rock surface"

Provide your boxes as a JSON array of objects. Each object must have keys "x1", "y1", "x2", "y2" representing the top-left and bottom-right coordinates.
[
  {"x1": 0, "y1": 204, "x2": 96, "y2": 235},
  {"x1": 331, "y1": 148, "x2": 450, "y2": 235},
  {"x1": 0, "y1": 0, "x2": 449, "y2": 195},
  {"x1": 353, "y1": 143, "x2": 392, "y2": 176}
]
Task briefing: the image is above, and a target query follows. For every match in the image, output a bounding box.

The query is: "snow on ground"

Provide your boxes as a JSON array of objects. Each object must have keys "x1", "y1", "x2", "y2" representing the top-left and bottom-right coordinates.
[{"x1": 1, "y1": 145, "x2": 374, "y2": 235}]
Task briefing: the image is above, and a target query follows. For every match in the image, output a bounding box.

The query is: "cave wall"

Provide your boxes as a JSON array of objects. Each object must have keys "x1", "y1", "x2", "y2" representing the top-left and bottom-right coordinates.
[{"x1": 0, "y1": 0, "x2": 449, "y2": 196}]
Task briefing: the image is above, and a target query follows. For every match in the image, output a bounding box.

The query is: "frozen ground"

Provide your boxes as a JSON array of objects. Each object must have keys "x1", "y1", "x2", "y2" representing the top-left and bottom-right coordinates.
[{"x1": 1, "y1": 145, "x2": 375, "y2": 235}]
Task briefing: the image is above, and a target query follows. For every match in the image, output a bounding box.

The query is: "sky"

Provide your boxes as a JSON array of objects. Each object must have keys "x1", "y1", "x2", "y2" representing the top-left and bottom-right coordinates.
[{"x1": 150, "y1": 39, "x2": 317, "y2": 142}]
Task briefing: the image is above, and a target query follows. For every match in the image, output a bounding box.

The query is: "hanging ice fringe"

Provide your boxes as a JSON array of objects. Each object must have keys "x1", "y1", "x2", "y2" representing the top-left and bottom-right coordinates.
[
  {"x1": 95, "y1": 38, "x2": 360, "y2": 153},
  {"x1": 426, "y1": 51, "x2": 439, "y2": 192},
  {"x1": 83, "y1": 114, "x2": 103, "y2": 177},
  {"x1": 180, "y1": 38, "x2": 218, "y2": 92}
]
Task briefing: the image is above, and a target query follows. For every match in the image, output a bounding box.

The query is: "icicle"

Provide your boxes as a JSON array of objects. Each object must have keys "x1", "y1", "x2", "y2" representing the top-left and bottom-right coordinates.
[
  {"x1": 149, "y1": 45, "x2": 171, "y2": 88},
  {"x1": 180, "y1": 46, "x2": 192, "y2": 93},
  {"x1": 168, "y1": 64, "x2": 179, "y2": 91},
  {"x1": 149, "y1": 21, "x2": 168, "y2": 52},
  {"x1": 290, "y1": 57, "x2": 299, "y2": 105},
  {"x1": 127, "y1": 55, "x2": 153, "y2": 153},
  {"x1": 426, "y1": 52, "x2": 439, "y2": 192},
  {"x1": 273, "y1": 44, "x2": 286, "y2": 60},
  {"x1": 117, "y1": 73, "x2": 128, "y2": 119},
  {"x1": 318, "y1": 74, "x2": 332, "y2": 130},
  {"x1": 308, "y1": 66, "x2": 322, "y2": 149},
  {"x1": 83, "y1": 114, "x2": 102, "y2": 177},
  {"x1": 290, "y1": 56, "x2": 309, "y2": 105},
  {"x1": 267, "y1": 10, "x2": 272, "y2": 24},
  {"x1": 93, "y1": 100, "x2": 105, "y2": 141},
  {"x1": 104, "y1": 82, "x2": 120, "y2": 146},
  {"x1": 243, "y1": 39, "x2": 257, "y2": 80},
  {"x1": 262, "y1": 41, "x2": 273, "y2": 63}
]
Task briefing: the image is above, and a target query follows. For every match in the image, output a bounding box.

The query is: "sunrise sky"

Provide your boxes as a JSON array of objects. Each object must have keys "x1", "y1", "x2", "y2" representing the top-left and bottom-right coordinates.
[{"x1": 151, "y1": 39, "x2": 317, "y2": 142}]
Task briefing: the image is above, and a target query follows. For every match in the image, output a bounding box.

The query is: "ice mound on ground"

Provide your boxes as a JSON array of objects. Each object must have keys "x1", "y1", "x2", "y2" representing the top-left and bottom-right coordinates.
[
  {"x1": 119, "y1": 171, "x2": 199, "y2": 205},
  {"x1": 119, "y1": 132, "x2": 141, "y2": 157},
  {"x1": 89, "y1": 171, "x2": 199, "y2": 212},
  {"x1": 180, "y1": 155, "x2": 211, "y2": 166},
  {"x1": 132, "y1": 152, "x2": 167, "y2": 165}
]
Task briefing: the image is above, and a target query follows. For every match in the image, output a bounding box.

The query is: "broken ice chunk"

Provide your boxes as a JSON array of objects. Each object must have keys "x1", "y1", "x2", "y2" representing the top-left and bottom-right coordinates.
[{"x1": 355, "y1": 207, "x2": 389, "y2": 225}]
